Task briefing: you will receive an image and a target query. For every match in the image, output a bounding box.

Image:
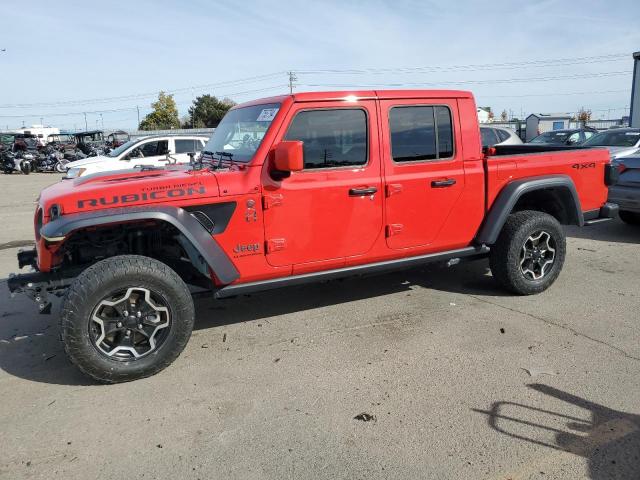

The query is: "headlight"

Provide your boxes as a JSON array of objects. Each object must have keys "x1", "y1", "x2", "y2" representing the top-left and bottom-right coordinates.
[{"x1": 66, "y1": 167, "x2": 86, "y2": 179}]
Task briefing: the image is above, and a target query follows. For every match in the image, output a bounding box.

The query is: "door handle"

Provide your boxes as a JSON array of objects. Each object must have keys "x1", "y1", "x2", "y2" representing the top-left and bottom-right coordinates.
[
  {"x1": 349, "y1": 187, "x2": 378, "y2": 196},
  {"x1": 431, "y1": 178, "x2": 456, "y2": 188}
]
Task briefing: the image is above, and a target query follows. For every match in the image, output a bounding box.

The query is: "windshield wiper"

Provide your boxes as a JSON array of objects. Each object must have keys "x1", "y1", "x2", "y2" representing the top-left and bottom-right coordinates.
[
  {"x1": 198, "y1": 150, "x2": 233, "y2": 169},
  {"x1": 214, "y1": 151, "x2": 234, "y2": 169}
]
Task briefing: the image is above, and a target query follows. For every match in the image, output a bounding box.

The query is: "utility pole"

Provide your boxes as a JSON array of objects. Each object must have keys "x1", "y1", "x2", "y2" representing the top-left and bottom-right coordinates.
[
  {"x1": 99, "y1": 113, "x2": 104, "y2": 129},
  {"x1": 40, "y1": 117, "x2": 44, "y2": 126},
  {"x1": 83, "y1": 112, "x2": 88, "y2": 131},
  {"x1": 136, "y1": 105, "x2": 140, "y2": 128},
  {"x1": 287, "y1": 71, "x2": 297, "y2": 94}
]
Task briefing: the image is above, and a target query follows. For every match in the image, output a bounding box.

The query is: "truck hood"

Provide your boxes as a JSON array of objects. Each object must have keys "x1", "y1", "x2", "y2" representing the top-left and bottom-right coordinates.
[
  {"x1": 38, "y1": 167, "x2": 220, "y2": 218},
  {"x1": 66, "y1": 155, "x2": 111, "y2": 169}
]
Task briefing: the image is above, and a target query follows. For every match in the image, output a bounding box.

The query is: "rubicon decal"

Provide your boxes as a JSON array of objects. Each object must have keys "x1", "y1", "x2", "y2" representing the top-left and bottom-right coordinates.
[{"x1": 77, "y1": 186, "x2": 206, "y2": 209}]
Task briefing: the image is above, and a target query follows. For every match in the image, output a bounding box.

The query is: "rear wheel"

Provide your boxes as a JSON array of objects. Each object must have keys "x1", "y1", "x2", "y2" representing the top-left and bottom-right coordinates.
[
  {"x1": 60, "y1": 255, "x2": 195, "y2": 383},
  {"x1": 490, "y1": 210, "x2": 566, "y2": 295},
  {"x1": 619, "y1": 210, "x2": 640, "y2": 225}
]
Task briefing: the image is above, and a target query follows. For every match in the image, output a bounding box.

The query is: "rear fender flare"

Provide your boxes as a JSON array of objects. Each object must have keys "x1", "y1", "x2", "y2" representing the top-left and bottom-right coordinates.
[
  {"x1": 40, "y1": 205, "x2": 239, "y2": 284},
  {"x1": 476, "y1": 175, "x2": 582, "y2": 245}
]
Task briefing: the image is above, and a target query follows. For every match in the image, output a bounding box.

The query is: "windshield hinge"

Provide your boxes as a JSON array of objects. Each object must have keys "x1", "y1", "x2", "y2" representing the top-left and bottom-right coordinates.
[{"x1": 262, "y1": 194, "x2": 284, "y2": 210}]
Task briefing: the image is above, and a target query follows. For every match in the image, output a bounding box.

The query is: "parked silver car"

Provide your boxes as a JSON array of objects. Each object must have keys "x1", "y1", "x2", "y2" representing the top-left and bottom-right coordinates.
[
  {"x1": 528, "y1": 128, "x2": 597, "y2": 146},
  {"x1": 582, "y1": 128, "x2": 640, "y2": 160},
  {"x1": 608, "y1": 156, "x2": 640, "y2": 225},
  {"x1": 480, "y1": 126, "x2": 523, "y2": 147}
]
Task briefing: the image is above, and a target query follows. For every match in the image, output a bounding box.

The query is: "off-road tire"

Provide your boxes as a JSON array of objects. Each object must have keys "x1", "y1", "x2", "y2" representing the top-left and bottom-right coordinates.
[
  {"x1": 619, "y1": 210, "x2": 640, "y2": 225},
  {"x1": 60, "y1": 255, "x2": 195, "y2": 383},
  {"x1": 489, "y1": 210, "x2": 566, "y2": 295}
]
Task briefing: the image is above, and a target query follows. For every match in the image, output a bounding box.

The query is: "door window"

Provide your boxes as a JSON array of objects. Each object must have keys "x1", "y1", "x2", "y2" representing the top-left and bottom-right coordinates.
[
  {"x1": 174, "y1": 139, "x2": 201, "y2": 154},
  {"x1": 390, "y1": 106, "x2": 454, "y2": 161},
  {"x1": 496, "y1": 129, "x2": 511, "y2": 142},
  {"x1": 284, "y1": 109, "x2": 367, "y2": 169},
  {"x1": 566, "y1": 132, "x2": 580, "y2": 145},
  {"x1": 480, "y1": 127, "x2": 498, "y2": 147},
  {"x1": 138, "y1": 140, "x2": 168, "y2": 157}
]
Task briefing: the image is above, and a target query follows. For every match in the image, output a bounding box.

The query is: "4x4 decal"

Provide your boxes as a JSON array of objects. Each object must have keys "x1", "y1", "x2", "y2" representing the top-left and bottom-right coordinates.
[{"x1": 572, "y1": 162, "x2": 596, "y2": 170}]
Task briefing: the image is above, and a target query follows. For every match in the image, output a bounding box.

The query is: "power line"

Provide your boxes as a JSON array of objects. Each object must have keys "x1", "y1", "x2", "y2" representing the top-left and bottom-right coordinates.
[
  {"x1": 0, "y1": 85, "x2": 288, "y2": 119},
  {"x1": 0, "y1": 72, "x2": 286, "y2": 109},
  {"x1": 295, "y1": 53, "x2": 629, "y2": 75},
  {"x1": 2, "y1": 52, "x2": 633, "y2": 110},
  {"x1": 478, "y1": 89, "x2": 629, "y2": 98},
  {"x1": 299, "y1": 70, "x2": 631, "y2": 88}
]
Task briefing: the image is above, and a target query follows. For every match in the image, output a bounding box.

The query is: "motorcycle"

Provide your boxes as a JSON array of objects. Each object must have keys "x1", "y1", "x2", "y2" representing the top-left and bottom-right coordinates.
[
  {"x1": 1, "y1": 151, "x2": 32, "y2": 174},
  {"x1": 35, "y1": 147, "x2": 69, "y2": 173}
]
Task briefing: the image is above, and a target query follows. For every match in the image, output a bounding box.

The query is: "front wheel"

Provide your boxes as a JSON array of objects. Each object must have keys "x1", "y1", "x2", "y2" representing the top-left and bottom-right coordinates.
[
  {"x1": 55, "y1": 162, "x2": 67, "y2": 173},
  {"x1": 60, "y1": 255, "x2": 195, "y2": 383},
  {"x1": 490, "y1": 210, "x2": 566, "y2": 295}
]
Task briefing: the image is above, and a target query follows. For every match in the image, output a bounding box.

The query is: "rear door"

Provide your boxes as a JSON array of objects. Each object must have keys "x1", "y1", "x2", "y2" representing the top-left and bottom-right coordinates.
[
  {"x1": 380, "y1": 99, "x2": 465, "y2": 250},
  {"x1": 263, "y1": 100, "x2": 383, "y2": 267},
  {"x1": 173, "y1": 138, "x2": 203, "y2": 164}
]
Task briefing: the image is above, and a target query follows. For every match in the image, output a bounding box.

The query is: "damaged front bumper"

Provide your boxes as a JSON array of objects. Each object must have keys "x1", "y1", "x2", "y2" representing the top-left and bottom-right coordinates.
[{"x1": 8, "y1": 248, "x2": 79, "y2": 314}]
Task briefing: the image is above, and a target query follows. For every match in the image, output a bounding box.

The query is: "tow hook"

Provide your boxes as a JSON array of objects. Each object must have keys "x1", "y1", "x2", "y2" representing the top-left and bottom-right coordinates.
[{"x1": 8, "y1": 268, "x2": 82, "y2": 314}]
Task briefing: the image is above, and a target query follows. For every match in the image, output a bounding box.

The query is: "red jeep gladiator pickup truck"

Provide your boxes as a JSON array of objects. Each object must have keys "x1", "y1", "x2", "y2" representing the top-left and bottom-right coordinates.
[{"x1": 8, "y1": 90, "x2": 618, "y2": 383}]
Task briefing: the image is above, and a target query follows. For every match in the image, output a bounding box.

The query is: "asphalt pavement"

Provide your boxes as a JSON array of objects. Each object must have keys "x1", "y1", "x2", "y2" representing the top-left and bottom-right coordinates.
[{"x1": 0, "y1": 173, "x2": 638, "y2": 480}]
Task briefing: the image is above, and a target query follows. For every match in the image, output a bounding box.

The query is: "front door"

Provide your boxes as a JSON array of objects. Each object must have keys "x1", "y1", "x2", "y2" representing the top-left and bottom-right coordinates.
[
  {"x1": 127, "y1": 139, "x2": 170, "y2": 167},
  {"x1": 263, "y1": 100, "x2": 383, "y2": 267},
  {"x1": 380, "y1": 99, "x2": 465, "y2": 250}
]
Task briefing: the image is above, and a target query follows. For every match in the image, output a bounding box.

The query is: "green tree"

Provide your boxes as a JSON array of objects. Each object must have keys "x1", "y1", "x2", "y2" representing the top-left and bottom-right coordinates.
[
  {"x1": 187, "y1": 95, "x2": 235, "y2": 128},
  {"x1": 138, "y1": 92, "x2": 181, "y2": 130}
]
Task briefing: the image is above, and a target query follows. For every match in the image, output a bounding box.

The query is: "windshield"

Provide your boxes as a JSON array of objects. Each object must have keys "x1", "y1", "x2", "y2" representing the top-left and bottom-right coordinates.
[
  {"x1": 202, "y1": 103, "x2": 280, "y2": 162},
  {"x1": 108, "y1": 139, "x2": 138, "y2": 157},
  {"x1": 0, "y1": 134, "x2": 15, "y2": 145},
  {"x1": 583, "y1": 129, "x2": 640, "y2": 148},
  {"x1": 529, "y1": 131, "x2": 571, "y2": 144}
]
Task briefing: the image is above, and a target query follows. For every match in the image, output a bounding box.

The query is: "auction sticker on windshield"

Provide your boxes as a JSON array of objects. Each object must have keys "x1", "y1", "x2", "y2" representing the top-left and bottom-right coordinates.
[{"x1": 257, "y1": 108, "x2": 279, "y2": 122}]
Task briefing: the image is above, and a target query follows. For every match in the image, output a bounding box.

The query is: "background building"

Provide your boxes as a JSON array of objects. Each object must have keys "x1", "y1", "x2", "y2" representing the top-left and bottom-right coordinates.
[{"x1": 525, "y1": 113, "x2": 573, "y2": 141}]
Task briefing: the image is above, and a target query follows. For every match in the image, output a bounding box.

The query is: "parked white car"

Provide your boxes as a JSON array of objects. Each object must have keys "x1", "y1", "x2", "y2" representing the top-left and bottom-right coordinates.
[
  {"x1": 65, "y1": 135, "x2": 208, "y2": 178},
  {"x1": 480, "y1": 126, "x2": 523, "y2": 147}
]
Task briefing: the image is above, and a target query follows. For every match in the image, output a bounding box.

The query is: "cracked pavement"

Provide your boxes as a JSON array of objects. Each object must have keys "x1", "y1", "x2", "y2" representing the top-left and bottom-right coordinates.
[{"x1": 0, "y1": 174, "x2": 639, "y2": 479}]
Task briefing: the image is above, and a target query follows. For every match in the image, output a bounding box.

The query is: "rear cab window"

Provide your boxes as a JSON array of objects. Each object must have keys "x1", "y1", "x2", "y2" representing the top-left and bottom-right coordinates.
[{"x1": 389, "y1": 105, "x2": 454, "y2": 161}]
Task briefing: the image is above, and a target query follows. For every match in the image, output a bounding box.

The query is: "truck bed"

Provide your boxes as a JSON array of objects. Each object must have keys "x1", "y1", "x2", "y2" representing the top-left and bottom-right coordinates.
[{"x1": 483, "y1": 145, "x2": 612, "y2": 217}]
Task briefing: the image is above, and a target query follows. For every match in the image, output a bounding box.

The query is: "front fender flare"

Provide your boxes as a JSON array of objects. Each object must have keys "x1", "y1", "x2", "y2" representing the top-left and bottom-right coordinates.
[
  {"x1": 475, "y1": 175, "x2": 582, "y2": 246},
  {"x1": 40, "y1": 205, "x2": 240, "y2": 284}
]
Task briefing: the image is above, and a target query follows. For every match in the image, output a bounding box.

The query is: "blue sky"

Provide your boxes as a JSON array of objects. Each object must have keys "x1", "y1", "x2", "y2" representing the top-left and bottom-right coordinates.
[{"x1": 1, "y1": 0, "x2": 639, "y2": 130}]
